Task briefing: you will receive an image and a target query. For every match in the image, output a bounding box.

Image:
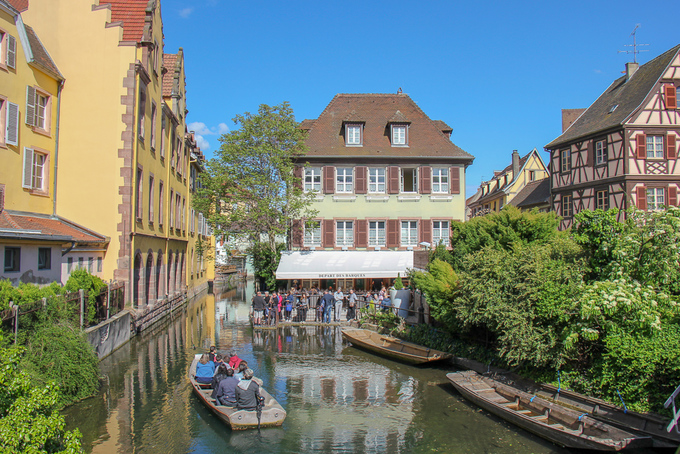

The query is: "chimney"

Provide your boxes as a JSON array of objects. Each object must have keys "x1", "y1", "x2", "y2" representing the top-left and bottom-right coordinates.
[
  {"x1": 626, "y1": 62, "x2": 639, "y2": 81},
  {"x1": 511, "y1": 150, "x2": 520, "y2": 178}
]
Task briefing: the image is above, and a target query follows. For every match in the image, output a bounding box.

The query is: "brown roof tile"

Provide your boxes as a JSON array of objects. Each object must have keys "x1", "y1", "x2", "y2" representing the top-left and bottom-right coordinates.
[
  {"x1": 509, "y1": 178, "x2": 551, "y2": 208},
  {"x1": 24, "y1": 24, "x2": 63, "y2": 80},
  {"x1": 4, "y1": 0, "x2": 27, "y2": 12},
  {"x1": 162, "y1": 53, "x2": 178, "y2": 97},
  {"x1": 0, "y1": 211, "x2": 108, "y2": 244},
  {"x1": 433, "y1": 119, "x2": 452, "y2": 133},
  {"x1": 100, "y1": 0, "x2": 151, "y2": 43},
  {"x1": 303, "y1": 93, "x2": 473, "y2": 160}
]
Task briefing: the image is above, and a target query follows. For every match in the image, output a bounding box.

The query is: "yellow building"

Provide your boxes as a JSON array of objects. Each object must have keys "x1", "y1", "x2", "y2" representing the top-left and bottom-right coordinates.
[
  {"x1": 18, "y1": 0, "x2": 212, "y2": 306},
  {"x1": 467, "y1": 149, "x2": 549, "y2": 218}
]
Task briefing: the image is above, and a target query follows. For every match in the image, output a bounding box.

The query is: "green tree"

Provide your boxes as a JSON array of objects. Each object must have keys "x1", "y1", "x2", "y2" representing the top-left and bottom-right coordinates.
[
  {"x1": 195, "y1": 102, "x2": 317, "y2": 282},
  {"x1": 249, "y1": 241, "x2": 286, "y2": 291},
  {"x1": 573, "y1": 208, "x2": 626, "y2": 281}
]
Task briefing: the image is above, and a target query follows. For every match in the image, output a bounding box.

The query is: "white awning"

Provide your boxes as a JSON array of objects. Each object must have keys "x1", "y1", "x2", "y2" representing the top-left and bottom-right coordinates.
[{"x1": 276, "y1": 250, "x2": 414, "y2": 280}]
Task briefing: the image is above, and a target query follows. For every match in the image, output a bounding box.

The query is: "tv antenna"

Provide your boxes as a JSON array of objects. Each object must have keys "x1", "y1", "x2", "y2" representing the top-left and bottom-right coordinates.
[{"x1": 618, "y1": 24, "x2": 648, "y2": 63}]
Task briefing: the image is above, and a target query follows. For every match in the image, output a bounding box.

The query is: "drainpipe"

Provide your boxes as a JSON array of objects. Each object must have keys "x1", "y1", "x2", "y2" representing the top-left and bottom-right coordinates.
[{"x1": 52, "y1": 80, "x2": 64, "y2": 217}]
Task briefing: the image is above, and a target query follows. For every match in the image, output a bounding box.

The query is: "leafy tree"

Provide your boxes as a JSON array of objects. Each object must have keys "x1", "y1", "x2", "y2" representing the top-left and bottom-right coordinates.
[
  {"x1": 64, "y1": 269, "x2": 106, "y2": 324},
  {"x1": 195, "y1": 102, "x2": 317, "y2": 281},
  {"x1": 573, "y1": 208, "x2": 626, "y2": 281},
  {"x1": 410, "y1": 259, "x2": 459, "y2": 329},
  {"x1": 249, "y1": 241, "x2": 286, "y2": 291}
]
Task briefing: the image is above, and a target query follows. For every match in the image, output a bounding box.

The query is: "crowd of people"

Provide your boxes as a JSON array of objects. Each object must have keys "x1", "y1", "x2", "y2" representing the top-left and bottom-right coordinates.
[
  {"x1": 250, "y1": 286, "x2": 395, "y2": 326},
  {"x1": 194, "y1": 347, "x2": 263, "y2": 410}
]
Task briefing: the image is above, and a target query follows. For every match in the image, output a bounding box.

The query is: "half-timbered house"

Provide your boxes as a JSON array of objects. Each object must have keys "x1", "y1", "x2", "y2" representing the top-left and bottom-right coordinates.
[{"x1": 545, "y1": 44, "x2": 680, "y2": 230}]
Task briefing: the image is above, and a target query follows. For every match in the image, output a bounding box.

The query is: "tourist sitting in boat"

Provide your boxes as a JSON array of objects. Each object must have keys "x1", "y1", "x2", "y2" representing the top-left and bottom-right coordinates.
[
  {"x1": 208, "y1": 346, "x2": 216, "y2": 361},
  {"x1": 215, "y1": 367, "x2": 239, "y2": 406},
  {"x1": 227, "y1": 351, "x2": 242, "y2": 370},
  {"x1": 235, "y1": 368, "x2": 262, "y2": 410},
  {"x1": 235, "y1": 361, "x2": 248, "y2": 380},
  {"x1": 210, "y1": 364, "x2": 230, "y2": 399},
  {"x1": 195, "y1": 354, "x2": 216, "y2": 384},
  {"x1": 214, "y1": 353, "x2": 227, "y2": 369}
]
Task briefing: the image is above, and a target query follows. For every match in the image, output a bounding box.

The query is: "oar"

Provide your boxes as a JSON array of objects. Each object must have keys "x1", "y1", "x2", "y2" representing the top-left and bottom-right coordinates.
[{"x1": 256, "y1": 394, "x2": 264, "y2": 433}]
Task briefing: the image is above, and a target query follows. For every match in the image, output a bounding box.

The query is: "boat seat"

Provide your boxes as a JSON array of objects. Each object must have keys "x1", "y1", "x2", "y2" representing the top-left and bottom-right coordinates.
[
  {"x1": 531, "y1": 414, "x2": 549, "y2": 422},
  {"x1": 500, "y1": 401, "x2": 519, "y2": 407},
  {"x1": 549, "y1": 424, "x2": 564, "y2": 430},
  {"x1": 474, "y1": 388, "x2": 495, "y2": 393},
  {"x1": 516, "y1": 409, "x2": 532, "y2": 415}
]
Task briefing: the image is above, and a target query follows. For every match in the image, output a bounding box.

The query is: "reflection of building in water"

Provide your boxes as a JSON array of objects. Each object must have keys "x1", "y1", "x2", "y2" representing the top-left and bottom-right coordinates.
[{"x1": 185, "y1": 292, "x2": 215, "y2": 351}]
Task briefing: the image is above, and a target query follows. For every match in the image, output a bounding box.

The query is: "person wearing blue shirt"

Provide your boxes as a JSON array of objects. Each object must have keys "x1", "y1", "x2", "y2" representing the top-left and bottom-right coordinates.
[{"x1": 195, "y1": 353, "x2": 216, "y2": 384}]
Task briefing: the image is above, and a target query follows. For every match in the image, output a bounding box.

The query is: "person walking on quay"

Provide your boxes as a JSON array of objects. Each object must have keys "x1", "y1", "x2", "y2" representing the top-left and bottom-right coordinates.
[
  {"x1": 252, "y1": 291, "x2": 266, "y2": 325},
  {"x1": 322, "y1": 289, "x2": 334, "y2": 323},
  {"x1": 333, "y1": 287, "x2": 344, "y2": 322},
  {"x1": 347, "y1": 289, "x2": 357, "y2": 320}
]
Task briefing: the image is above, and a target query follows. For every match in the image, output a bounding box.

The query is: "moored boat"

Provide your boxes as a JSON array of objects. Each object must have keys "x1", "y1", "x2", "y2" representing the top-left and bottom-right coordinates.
[
  {"x1": 447, "y1": 370, "x2": 653, "y2": 451},
  {"x1": 189, "y1": 354, "x2": 286, "y2": 430},
  {"x1": 342, "y1": 328, "x2": 452, "y2": 365}
]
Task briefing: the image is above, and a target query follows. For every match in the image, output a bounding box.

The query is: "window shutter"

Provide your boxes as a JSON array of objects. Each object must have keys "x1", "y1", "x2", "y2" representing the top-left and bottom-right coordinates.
[
  {"x1": 22, "y1": 147, "x2": 34, "y2": 188},
  {"x1": 25, "y1": 86, "x2": 36, "y2": 127},
  {"x1": 636, "y1": 187, "x2": 647, "y2": 210},
  {"x1": 323, "y1": 219, "x2": 334, "y2": 248},
  {"x1": 665, "y1": 85, "x2": 677, "y2": 110},
  {"x1": 355, "y1": 166, "x2": 367, "y2": 194},
  {"x1": 420, "y1": 166, "x2": 431, "y2": 194},
  {"x1": 6, "y1": 102, "x2": 19, "y2": 146},
  {"x1": 6, "y1": 35, "x2": 16, "y2": 69},
  {"x1": 291, "y1": 220, "x2": 303, "y2": 247},
  {"x1": 667, "y1": 134, "x2": 677, "y2": 159},
  {"x1": 636, "y1": 134, "x2": 646, "y2": 159},
  {"x1": 586, "y1": 141, "x2": 594, "y2": 167},
  {"x1": 387, "y1": 166, "x2": 399, "y2": 194},
  {"x1": 294, "y1": 166, "x2": 302, "y2": 189},
  {"x1": 386, "y1": 219, "x2": 399, "y2": 248},
  {"x1": 420, "y1": 220, "x2": 432, "y2": 244},
  {"x1": 323, "y1": 166, "x2": 334, "y2": 194},
  {"x1": 356, "y1": 220, "x2": 368, "y2": 247},
  {"x1": 669, "y1": 186, "x2": 678, "y2": 207},
  {"x1": 450, "y1": 167, "x2": 460, "y2": 194}
]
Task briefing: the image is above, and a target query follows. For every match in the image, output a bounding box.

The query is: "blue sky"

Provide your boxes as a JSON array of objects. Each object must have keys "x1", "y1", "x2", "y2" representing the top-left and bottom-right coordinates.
[{"x1": 160, "y1": 0, "x2": 679, "y2": 197}]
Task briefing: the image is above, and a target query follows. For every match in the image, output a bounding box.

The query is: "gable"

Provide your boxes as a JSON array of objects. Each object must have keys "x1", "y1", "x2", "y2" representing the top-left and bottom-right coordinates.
[{"x1": 626, "y1": 52, "x2": 680, "y2": 126}]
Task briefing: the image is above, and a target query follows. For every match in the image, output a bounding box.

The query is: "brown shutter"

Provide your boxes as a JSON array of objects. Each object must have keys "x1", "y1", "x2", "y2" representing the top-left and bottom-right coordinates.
[
  {"x1": 450, "y1": 167, "x2": 460, "y2": 194},
  {"x1": 291, "y1": 220, "x2": 303, "y2": 247},
  {"x1": 323, "y1": 166, "x2": 334, "y2": 194},
  {"x1": 586, "y1": 141, "x2": 594, "y2": 167},
  {"x1": 387, "y1": 166, "x2": 400, "y2": 194},
  {"x1": 667, "y1": 134, "x2": 677, "y2": 159},
  {"x1": 420, "y1": 166, "x2": 431, "y2": 194},
  {"x1": 665, "y1": 85, "x2": 677, "y2": 110},
  {"x1": 669, "y1": 186, "x2": 678, "y2": 207},
  {"x1": 636, "y1": 134, "x2": 647, "y2": 159},
  {"x1": 386, "y1": 219, "x2": 399, "y2": 248},
  {"x1": 355, "y1": 166, "x2": 367, "y2": 194},
  {"x1": 420, "y1": 220, "x2": 432, "y2": 244},
  {"x1": 636, "y1": 187, "x2": 647, "y2": 210},
  {"x1": 294, "y1": 166, "x2": 303, "y2": 189},
  {"x1": 323, "y1": 219, "x2": 334, "y2": 247},
  {"x1": 356, "y1": 220, "x2": 368, "y2": 247}
]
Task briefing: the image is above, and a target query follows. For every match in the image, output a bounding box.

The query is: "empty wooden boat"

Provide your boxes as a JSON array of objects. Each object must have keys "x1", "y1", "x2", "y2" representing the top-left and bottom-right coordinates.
[
  {"x1": 342, "y1": 328, "x2": 452, "y2": 365},
  {"x1": 447, "y1": 370, "x2": 653, "y2": 451},
  {"x1": 189, "y1": 354, "x2": 286, "y2": 430}
]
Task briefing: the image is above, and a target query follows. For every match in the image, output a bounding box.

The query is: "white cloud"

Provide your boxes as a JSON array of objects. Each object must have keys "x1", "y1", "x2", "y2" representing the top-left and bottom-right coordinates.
[
  {"x1": 188, "y1": 121, "x2": 212, "y2": 136},
  {"x1": 179, "y1": 7, "x2": 193, "y2": 18},
  {"x1": 195, "y1": 134, "x2": 210, "y2": 151},
  {"x1": 217, "y1": 123, "x2": 229, "y2": 134},
  {"x1": 188, "y1": 122, "x2": 229, "y2": 151}
]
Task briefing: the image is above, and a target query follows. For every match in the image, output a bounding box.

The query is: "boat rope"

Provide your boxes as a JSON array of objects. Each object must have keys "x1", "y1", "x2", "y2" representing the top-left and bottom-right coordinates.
[
  {"x1": 578, "y1": 413, "x2": 587, "y2": 421},
  {"x1": 616, "y1": 389, "x2": 628, "y2": 414},
  {"x1": 557, "y1": 371, "x2": 561, "y2": 393}
]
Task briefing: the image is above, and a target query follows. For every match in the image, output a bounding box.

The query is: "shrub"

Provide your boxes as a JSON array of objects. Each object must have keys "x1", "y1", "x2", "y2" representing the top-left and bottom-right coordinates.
[{"x1": 64, "y1": 270, "x2": 106, "y2": 324}]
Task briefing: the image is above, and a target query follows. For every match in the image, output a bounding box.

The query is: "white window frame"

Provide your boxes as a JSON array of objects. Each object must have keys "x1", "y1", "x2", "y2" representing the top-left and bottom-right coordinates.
[
  {"x1": 346, "y1": 124, "x2": 362, "y2": 146},
  {"x1": 304, "y1": 221, "x2": 321, "y2": 247},
  {"x1": 432, "y1": 220, "x2": 450, "y2": 246},
  {"x1": 5, "y1": 101, "x2": 19, "y2": 146},
  {"x1": 646, "y1": 135, "x2": 664, "y2": 159},
  {"x1": 595, "y1": 140, "x2": 607, "y2": 165},
  {"x1": 401, "y1": 168, "x2": 417, "y2": 193},
  {"x1": 391, "y1": 124, "x2": 407, "y2": 146},
  {"x1": 368, "y1": 167, "x2": 385, "y2": 193},
  {"x1": 401, "y1": 220, "x2": 418, "y2": 247},
  {"x1": 150, "y1": 101, "x2": 157, "y2": 150},
  {"x1": 432, "y1": 168, "x2": 449, "y2": 193},
  {"x1": 368, "y1": 221, "x2": 386, "y2": 247},
  {"x1": 148, "y1": 175, "x2": 155, "y2": 224},
  {"x1": 647, "y1": 187, "x2": 665, "y2": 210},
  {"x1": 22, "y1": 147, "x2": 48, "y2": 192},
  {"x1": 304, "y1": 167, "x2": 321, "y2": 192},
  {"x1": 596, "y1": 190, "x2": 608, "y2": 210},
  {"x1": 336, "y1": 220, "x2": 354, "y2": 247},
  {"x1": 336, "y1": 167, "x2": 353, "y2": 193}
]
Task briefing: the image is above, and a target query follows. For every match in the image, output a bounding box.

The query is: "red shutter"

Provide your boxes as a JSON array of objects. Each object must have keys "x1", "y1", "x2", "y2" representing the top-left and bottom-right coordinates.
[
  {"x1": 669, "y1": 186, "x2": 678, "y2": 207},
  {"x1": 323, "y1": 166, "x2": 334, "y2": 194},
  {"x1": 586, "y1": 141, "x2": 594, "y2": 167},
  {"x1": 665, "y1": 85, "x2": 677, "y2": 110},
  {"x1": 355, "y1": 166, "x2": 367, "y2": 194},
  {"x1": 323, "y1": 219, "x2": 334, "y2": 247},
  {"x1": 420, "y1": 220, "x2": 432, "y2": 244},
  {"x1": 420, "y1": 166, "x2": 431, "y2": 194},
  {"x1": 386, "y1": 219, "x2": 399, "y2": 248},
  {"x1": 636, "y1": 187, "x2": 647, "y2": 211},
  {"x1": 387, "y1": 166, "x2": 399, "y2": 194},
  {"x1": 356, "y1": 220, "x2": 368, "y2": 247},
  {"x1": 294, "y1": 166, "x2": 303, "y2": 189},
  {"x1": 667, "y1": 134, "x2": 677, "y2": 159},
  {"x1": 636, "y1": 134, "x2": 647, "y2": 159},
  {"x1": 450, "y1": 167, "x2": 460, "y2": 194},
  {"x1": 291, "y1": 220, "x2": 303, "y2": 247}
]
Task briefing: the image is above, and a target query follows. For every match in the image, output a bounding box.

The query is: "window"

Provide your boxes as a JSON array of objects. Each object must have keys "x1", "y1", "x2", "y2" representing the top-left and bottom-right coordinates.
[
  {"x1": 2, "y1": 33, "x2": 16, "y2": 69},
  {"x1": 595, "y1": 140, "x2": 607, "y2": 165},
  {"x1": 432, "y1": 168, "x2": 449, "y2": 193},
  {"x1": 4, "y1": 247, "x2": 19, "y2": 272},
  {"x1": 368, "y1": 221, "x2": 385, "y2": 247},
  {"x1": 138, "y1": 87, "x2": 146, "y2": 140},
  {"x1": 150, "y1": 102, "x2": 157, "y2": 150},
  {"x1": 67, "y1": 257, "x2": 73, "y2": 273},
  {"x1": 176, "y1": 194, "x2": 181, "y2": 230},
  {"x1": 22, "y1": 148, "x2": 48, "y2": 192},
  {"x1": 336, "y1": 167, "x2": 353, "y2": 193},
  {"x1": 25, "y1": 86, "x2": 51, "y2": 133},
  {"x1": 148, "y1": 175, "x2": 155, "y2": 224},
  {"x1": 159, "y1": 181, "x2": 164, "y2": 226},
  {"x1": 368, "y1": 168, "x2": 385, "y2": 193},
  {"x1": 78, "y1": 257, "x2": 83, "y2": 269},
  {"x1": 5, "y1": 101, "x2": 19, "y2": 146},
  {"x1": 169, "y1": 189, "x2": 174, "y2": 227},
  {"x1": 647, "y1": 135, "x2": 664, "y2": 159},
  {"x1": 392, "y1": 125, "x2": 407, "y2": 146},
  {"x1": 97, "y1": 257, "x2": 102, "y2": 273},
  {"x1": 304, "y1": 221, "x2": 321, "y2": 246},
  {"x1": 336, "y1": 221, "x2": 354, "y2": 247},
  {"x1": 346, "y1": 124, "x2": 362, "y2": 145},
  {"x1": 562, "y1": 195, "x2": 573, "y2": 217},
  {"x1": 88, "y1": 257, "x2": 93, "y2": 273},
  {"x1": 529, "y1": 170, "x2": 536, "y2": 181},
  {"x1": 136, "y1": 167, "x2": 143, "y2": 221},
  {"x1": 560, "y1": 149, "x2": 571, "y2": 172},
  {"x1": 401, "y1": 221, "x2": 418, "y2": 246},
  {"x1": 38, "y1": 247, "x2": 51, "y2": 270},
  {"x1": 432, "y1": 221, "x2": 450, "y2": 246},
  {"x1": 153, "y1": 39, "x2": 160, "y2": 74},
  {"x1": 304, "y1": 167, "x2": 321, "y2": 192},
  {"x1": 401, "y1": 168, "x2": 417, "y2": 193},
  {"x1": 160, "y1": 114, "x2": 166, "y2": 159},
  {"x1": 647, "y1": 187, "x2": 665, "y2": 210},
  {"x1": 596, "y1": 190, "x2": 608, "y2": 210}
]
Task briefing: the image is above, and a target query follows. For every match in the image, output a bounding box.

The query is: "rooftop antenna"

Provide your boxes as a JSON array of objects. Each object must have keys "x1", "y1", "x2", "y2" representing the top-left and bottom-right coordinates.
[{"x1": 618, "y1": 24, "x2": 648, "y2": 63}]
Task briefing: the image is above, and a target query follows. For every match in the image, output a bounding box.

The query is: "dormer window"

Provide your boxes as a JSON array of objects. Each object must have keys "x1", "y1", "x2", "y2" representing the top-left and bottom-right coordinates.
[
  {"x1": 391, "y1": 124, "x2": 407, "y2": 146},
  {"x1": 346, "y1": 124, "x2": 362, "y2": 146}
]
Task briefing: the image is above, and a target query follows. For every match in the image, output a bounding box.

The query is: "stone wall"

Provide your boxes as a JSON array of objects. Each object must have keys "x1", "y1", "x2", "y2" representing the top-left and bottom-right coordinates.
[{"x1": 85, "y1": 310, "x2": 132, "y2": 359}]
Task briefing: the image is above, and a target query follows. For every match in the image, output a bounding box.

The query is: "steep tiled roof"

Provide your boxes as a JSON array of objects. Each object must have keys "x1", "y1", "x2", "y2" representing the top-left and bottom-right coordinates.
[
  {"x1": 546, "y1": 44, "x2": 680, "y2": 148},
  {"x1": 4, "y1": 0, "x2": 27, "y2": 12},
  {"x1": 509, "y1": 178, "x2": 551, "y2": 209},
  {"x1": 299, "y1": 119, "x2": 315, "y2": 130},
  {"x1": 303, "y1": 94, "x2": 473, "y2": 160},
  {"x1": 433, "y1": 119, "x2": 453, "y2": 133},
  {"x1": 0, "y1": 211, "x2": 108, "y2": 244},
  {"x1": 162, "y1": 53, "x2": 178, "y2": 97},
  {"x1": 24, "y1": 24, "x2": 63, "y2": 80},
  {"x1": 472, "y1": 150, "x2": 533, "y2": 205},
  {"x1": 100, "y1": 0, "x2": 151, "y2": 43}
]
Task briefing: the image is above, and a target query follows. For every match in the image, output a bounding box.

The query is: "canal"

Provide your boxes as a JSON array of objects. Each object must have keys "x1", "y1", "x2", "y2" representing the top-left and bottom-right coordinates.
[{"x1": 63, "y1": 283, "x2": 653, "y2": 453}]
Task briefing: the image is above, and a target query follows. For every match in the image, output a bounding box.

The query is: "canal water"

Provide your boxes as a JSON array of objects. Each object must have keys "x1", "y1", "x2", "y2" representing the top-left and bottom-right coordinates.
[{"x1": 64, "y1": 283, "x2": 655, "y2": 454}]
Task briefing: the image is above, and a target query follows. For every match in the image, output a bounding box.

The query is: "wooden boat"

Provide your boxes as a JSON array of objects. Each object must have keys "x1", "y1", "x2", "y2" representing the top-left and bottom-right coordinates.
[
  {"x1": 447, "y1": 371, "x2": 653, "y2": 451},
  {"x1": 189, "y1": 354, "x2": 286, "y2": 430},
  {"x1": 341, "y1": 328, "x2": 452, "y2": 365}
]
